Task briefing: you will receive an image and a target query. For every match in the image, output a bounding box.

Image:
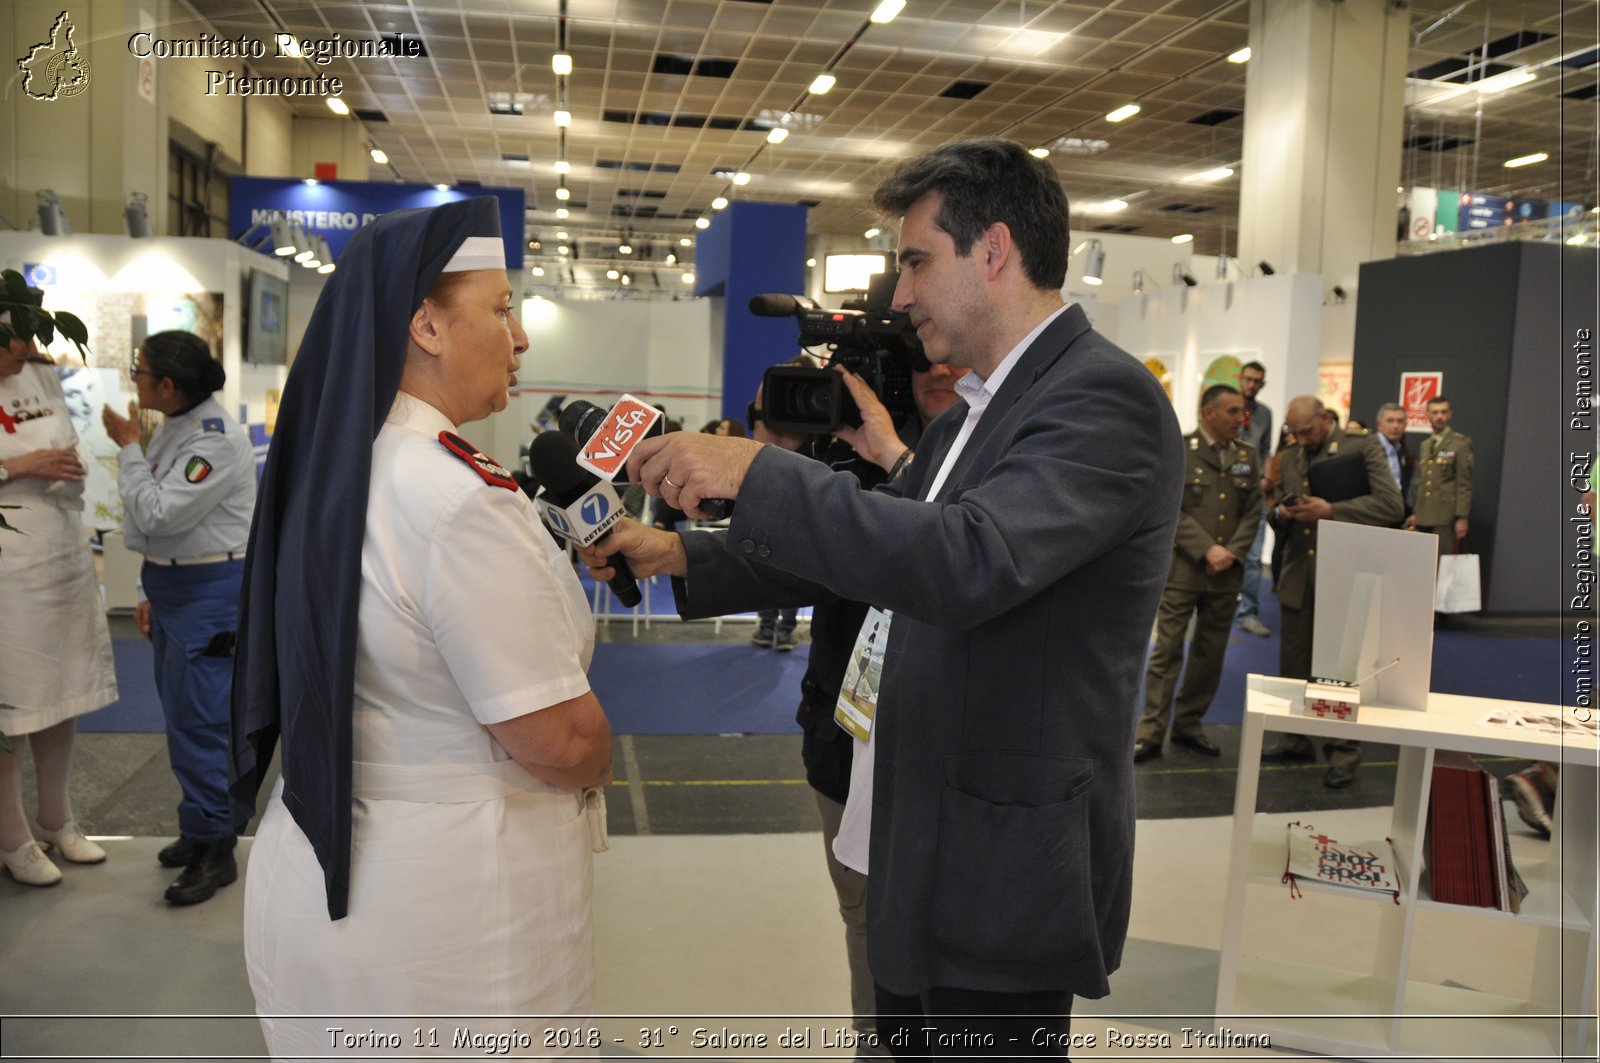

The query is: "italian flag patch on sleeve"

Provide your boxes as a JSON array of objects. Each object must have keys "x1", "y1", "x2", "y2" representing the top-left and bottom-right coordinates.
[{"x1": 184, "y1": 456, "x2": 213, "y2": 483}]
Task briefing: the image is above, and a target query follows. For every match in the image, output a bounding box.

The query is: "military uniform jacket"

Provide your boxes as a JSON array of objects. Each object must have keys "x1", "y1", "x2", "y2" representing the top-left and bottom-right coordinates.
[
  {"x1": 1413, "y1": 427, "x2": 1473, "y2": 526},
  {"x1": 1274, "y1": 426, "x2": 1404, "y2": 611},
  {"x1": 1169, "y1": 432, "x2": 1262, "y2": 592}
]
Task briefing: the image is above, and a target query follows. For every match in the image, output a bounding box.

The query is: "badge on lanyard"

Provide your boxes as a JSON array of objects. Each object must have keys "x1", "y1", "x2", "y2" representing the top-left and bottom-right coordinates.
[{"x1": 834, "y1": 607, "x2": 891, "y2": 743}]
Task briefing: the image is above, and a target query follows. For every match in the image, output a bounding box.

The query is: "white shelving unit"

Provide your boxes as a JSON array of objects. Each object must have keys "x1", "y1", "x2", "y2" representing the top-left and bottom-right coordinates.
[{"x1": 1216, "y1": 675, "x2": 1599, "y2": 1060}]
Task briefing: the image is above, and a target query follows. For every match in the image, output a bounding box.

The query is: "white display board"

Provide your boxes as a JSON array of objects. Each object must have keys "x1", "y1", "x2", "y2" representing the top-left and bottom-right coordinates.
[{"x1": 1312, "y1": 521, "x2": 1439, "y2": 709}]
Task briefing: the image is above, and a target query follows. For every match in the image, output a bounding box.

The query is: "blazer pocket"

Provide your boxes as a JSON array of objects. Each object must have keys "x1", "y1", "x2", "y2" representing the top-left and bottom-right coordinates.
[{"x1": 930, "y1": 753, "x2": 1095, "y2": 966}]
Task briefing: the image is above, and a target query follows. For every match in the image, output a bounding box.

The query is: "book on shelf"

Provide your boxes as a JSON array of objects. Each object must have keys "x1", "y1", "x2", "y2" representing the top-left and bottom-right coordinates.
[
  {"x1": 1425, "y1": 751, "x2": 1528, "y2": 912},
  {"x1": 1282, "y1": 820, "x2": 1402, "y2": 902}
]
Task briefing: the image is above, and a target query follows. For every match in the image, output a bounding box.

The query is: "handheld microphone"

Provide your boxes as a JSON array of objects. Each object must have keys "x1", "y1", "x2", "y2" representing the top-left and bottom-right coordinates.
[
  {"x1": 528, "y1": 432, "x2": 642, "y2": 608},
  {"x1": 560, "y1": 397, "x2": 735, "y2": 521}
]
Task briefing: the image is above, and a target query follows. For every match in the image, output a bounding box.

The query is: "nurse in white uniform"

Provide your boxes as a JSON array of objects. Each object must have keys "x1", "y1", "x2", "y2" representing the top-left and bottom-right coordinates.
[
  {"x1": 235, "y1": 198, "x2": 613, "y2": 1058},
  {"x1": 0, "y1": 308, "x2": 117, "y2": 887}
]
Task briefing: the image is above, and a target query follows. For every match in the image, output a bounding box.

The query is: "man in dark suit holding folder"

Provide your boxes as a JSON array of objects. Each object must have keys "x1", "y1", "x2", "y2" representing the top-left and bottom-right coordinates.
[
  {"x1": 1263, "y1": 396, "x2": 1404, "y2": 788},
  {"x1": 580, "y1": 138, "x2": 1185, "y2": 1053}
]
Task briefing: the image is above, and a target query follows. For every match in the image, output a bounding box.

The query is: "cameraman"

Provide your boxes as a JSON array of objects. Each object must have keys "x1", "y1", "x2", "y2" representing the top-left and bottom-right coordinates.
[{"x1": 748, "y1": 357, "x2": 965, "y2": 1048}]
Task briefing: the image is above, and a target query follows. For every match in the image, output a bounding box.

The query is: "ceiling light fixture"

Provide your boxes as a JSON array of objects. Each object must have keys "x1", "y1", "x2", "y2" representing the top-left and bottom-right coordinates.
[
  {"x1": 1097, "y1": 199, "x2": 1128, "y2": 213},
  {"x1": 767, "y1": 127, "x2": 790, "y2": 144},
  {"x1": 665, "y1": 252, "x2": 677, "y2": 265},
  {"x1": 606, "y1": 269, "x2": 620, "y2": 280},
  {"x1": 618, "y1": 243, "x2": 633, "y2": 254},
  {"x1": 552, "y1": 52, "x2": 572, "y2": 76},
  {"x1": 1106, "y1": 103, "x2": 1140, "y2": 122},
  {"x1": 870, "y1": 0, "x2": 906, "y2": 23},
  {"x1": 434, "y1": 183, "x2": 450, "y2": 192},
  {"x1": 1171, "y1": 233, "x2": 1194, "y2": 244},
  {"x1": 1228, "y1": 46, "x2": 1251, "y2": 63},
  {"x1": 556, "y1": 207, "x2": 569, "y2": 219},
  {"x1": 809, "y1": 73, "x2": 837, "y2": 95},
  {"x1": 1476, "y1": 69, "x2": 1535, "y2": 94},
  {"x1": 555, "y1": 186, "x2": 570, "y2": 200},
  {"x1": 532, "y1": 265, "x2": 546, "y2": 276},
  {"x1": 369, "y1": 147, "x2": 388, "y2": 165},
  {"x1": 681, "y1": 272, "x2": 695, "y2": 284},
  {"x1": 864, "y1": 227, "x2": 880, "y2": 238},
  {"x1": 556, "y1": 231, "x2": 569, "y2": 240},
  {"x1": 558, "y1": 245, "x2": 569, "y2": 255},
  {"x1": 326, "y1": 97, "x2": 350, "y2": 116},
  {"x1": 1173, "y1": 263, "x2": 1198, "y2": 287},
  {"x1": 731, "y1": 172, "x2": 751, "y2": 186},
  {"x1": 712, "y1": 196, "x2": 728, "y2": 210},
  {"x1": 1504, "y1": 152, "x2": 1548, "y2": 168},
  {"x1": 695, "y1": 217, "x2": 710, "y2": 229},
  {"x1": 1081, "y1": 239, "x2": 1104, "y2": 285},
  {"x1": 680, "y1": 237, "x2": 692, "y2": 246},
  {"x1": 554, "y1": 109, "x2": 572, "y2": 127},
  {"x1": 1567, "y1": 234, "x2": 1587, "y2": 246},
  {"x1": 1029, "y1": 147, "x2": 1049, "y2": 158},
  {"x1": 554, "y1": 160, "x2": 570, "y2": 174},
  {"x1": 620, "y1": 274, "x2": 631, "y2": 286},
  {"x1": 1191, "y1": 166, "x2": 1235, "y2": 182}
]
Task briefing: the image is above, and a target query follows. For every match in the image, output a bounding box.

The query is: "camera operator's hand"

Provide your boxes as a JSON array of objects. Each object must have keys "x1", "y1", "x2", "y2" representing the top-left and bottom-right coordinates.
[
  {"x1": 579, "y1": 518, "x2": 689, "y2": 581},
  {"x1": 833, "y1": 368, "x2": 911, "y2": 472},
  {"x1": 628, "y1": 432, "x2": 764, "y2": 520}
]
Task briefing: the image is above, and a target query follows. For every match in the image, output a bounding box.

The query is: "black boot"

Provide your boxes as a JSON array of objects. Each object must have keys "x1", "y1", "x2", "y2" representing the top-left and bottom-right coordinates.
[
  {"x1": 158, "y1": 836, "x2": 198, "y2": 868},
  {"x1": 165, "y1": 835, "x2": 237, "y2": 906}
]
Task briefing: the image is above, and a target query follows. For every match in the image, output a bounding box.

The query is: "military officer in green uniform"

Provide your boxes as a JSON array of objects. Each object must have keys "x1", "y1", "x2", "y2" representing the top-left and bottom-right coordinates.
[
  {"x1": 1404, "y1": 395, "x2": 1472, "y2": 558},
  {"x1": 1261, "y1": 397, "x2": 1403, "y2": 788},
  {"x1": 1136, "y1": 384, "x2": 1262, "y2": 763}
]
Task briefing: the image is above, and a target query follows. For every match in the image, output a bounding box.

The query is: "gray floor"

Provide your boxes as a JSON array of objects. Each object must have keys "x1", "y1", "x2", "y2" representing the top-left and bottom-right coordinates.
[{"x1": 0, "y1": 616, "x2": 1573, "y2": 1061}]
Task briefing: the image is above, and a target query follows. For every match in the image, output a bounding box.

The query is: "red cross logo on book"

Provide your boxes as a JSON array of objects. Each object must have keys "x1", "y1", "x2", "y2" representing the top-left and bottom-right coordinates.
[{"x1": 0, "y1": 406, "x2": 17, "y2": 434}]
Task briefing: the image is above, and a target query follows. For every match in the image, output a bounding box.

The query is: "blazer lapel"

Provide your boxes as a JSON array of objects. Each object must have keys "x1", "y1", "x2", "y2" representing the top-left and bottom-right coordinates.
[{"x1": 932, "y1": 304, "x2": 1090, "y2": 500}]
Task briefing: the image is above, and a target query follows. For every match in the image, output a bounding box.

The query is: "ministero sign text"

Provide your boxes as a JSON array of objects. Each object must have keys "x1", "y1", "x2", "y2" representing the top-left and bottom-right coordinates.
[{"x1": 127, "y1": 31, "x2": 423, "y2": 97}]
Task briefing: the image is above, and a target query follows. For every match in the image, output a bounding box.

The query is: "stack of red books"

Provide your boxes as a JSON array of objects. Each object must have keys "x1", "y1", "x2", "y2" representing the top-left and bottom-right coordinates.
[{"x1": 1425, "y1": 751, "x2": 1527, "y2": 912}]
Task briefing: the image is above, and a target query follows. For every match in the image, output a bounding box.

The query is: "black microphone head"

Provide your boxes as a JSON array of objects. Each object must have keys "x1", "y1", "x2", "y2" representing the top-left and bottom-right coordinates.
[
  {"x1": 747, "y1": 293, "x2": 801, "y2": 317},
  {"x1": 558, "y1": 400, "x2": 607, "y2": 443},
  {"x1": 527, "y1": 431, "x2": 594, "y2": 503}
]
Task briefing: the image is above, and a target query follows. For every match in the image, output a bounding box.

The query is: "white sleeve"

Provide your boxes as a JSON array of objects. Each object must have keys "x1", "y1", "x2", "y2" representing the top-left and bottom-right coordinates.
[
  {"x1": 117, "y1": 431, "x2": 243, "y2": 538},
  {"x1": 424, "y1": 484, "x2": 592, "y2": 725}
]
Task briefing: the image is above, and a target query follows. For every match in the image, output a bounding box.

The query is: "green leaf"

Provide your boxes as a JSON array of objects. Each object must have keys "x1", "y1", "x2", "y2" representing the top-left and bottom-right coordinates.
[
  {"x1": 1, "y1": 269, "x2": 28, "y2": 301},
  {"x1": 54, "y1": 310, "x2": 88, "y2": 346}
]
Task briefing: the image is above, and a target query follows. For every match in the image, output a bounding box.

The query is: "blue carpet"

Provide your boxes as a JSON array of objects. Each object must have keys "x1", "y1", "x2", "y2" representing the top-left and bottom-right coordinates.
[
  {"x1": 82, "y1": 589, "x2": 1559, "y2": 737},
  {"x1": 77, "y1": 638, "x2": 161, "y2": 734},
  {"x1": 82, "y1": 631, "x2": 809, "y2": 736}
]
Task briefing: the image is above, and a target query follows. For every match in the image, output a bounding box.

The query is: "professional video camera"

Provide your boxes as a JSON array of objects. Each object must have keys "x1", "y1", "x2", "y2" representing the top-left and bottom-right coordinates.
[{"x1": 748, "y1": 270, "x2": 928, "y2": 435}]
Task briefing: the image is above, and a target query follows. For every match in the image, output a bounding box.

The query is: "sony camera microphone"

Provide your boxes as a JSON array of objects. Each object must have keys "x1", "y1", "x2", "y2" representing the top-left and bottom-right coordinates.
[
  {"x1": 560, "y1": 397, "x2": 735, "y2": 521},
  {"x1": 527, "y1": 431, "x2": 642, "y2": 608}
]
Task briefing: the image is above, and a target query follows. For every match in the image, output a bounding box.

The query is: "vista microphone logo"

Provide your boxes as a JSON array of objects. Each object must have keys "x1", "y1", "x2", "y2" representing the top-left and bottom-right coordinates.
[{"x1": 18, "y1": 11, "x2": 92, "y2": 101}]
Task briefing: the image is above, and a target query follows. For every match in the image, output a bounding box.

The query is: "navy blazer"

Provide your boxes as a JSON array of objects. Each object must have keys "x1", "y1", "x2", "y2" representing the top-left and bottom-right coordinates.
[{"x1": 674, "y1": 305, "x2": 1184, "y2": 997}]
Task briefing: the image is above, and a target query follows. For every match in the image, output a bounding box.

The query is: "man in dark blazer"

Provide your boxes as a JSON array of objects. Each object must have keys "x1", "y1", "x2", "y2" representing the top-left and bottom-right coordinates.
[
  {"x1": 1263, "y1": 397, "x2": 1403, "y2": 788},
  {"x1": 579, "y1": 139, "x2": 1184, "y2": 1053},
  {"x1": 1374, "y1": 401, "x2": 1416, "y2": 524}
]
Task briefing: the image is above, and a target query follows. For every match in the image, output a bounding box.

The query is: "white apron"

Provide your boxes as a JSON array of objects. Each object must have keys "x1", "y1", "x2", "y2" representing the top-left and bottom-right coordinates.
[{"x1": 0, "y1": 363, "x2": 117, "y2": 734}]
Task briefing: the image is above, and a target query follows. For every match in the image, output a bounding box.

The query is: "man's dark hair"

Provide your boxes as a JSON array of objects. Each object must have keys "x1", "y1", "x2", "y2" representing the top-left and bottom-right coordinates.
[
  {"x1": 1426, "y1": 394, "x2": 1451, "y2": 407},
  {"x1": 872, "y1": 138, "x2": 1070, "y2": 290},
  {"x1": 1201, "y1": 383, "x2": 1240, "y2": 409},
  {"x1": 1240, "y1": 360, "x2": 1266, "y2": 376}
]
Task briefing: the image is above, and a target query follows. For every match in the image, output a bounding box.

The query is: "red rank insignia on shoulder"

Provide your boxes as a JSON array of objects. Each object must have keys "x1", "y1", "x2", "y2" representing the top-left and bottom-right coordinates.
[{"x1": 437, "y1": 431, "x2": 518, "y2": 491}]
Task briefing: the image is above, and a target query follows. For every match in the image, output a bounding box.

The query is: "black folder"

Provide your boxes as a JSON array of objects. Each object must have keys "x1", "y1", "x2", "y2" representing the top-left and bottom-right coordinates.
[{"x1": 1307, "y1": 450, "x2": 1372, "y2": 503}]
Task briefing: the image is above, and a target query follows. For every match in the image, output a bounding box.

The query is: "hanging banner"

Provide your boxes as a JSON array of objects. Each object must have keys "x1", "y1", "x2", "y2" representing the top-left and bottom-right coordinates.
[{"x1": 228, "y1": 177, "x2": 524, "y2": 268}]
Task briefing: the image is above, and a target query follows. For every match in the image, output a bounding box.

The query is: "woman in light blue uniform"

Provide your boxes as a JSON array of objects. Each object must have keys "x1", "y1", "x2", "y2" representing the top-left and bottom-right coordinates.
[{"x1": 102, "y1": 330, "x2": 256, "y2": 905}]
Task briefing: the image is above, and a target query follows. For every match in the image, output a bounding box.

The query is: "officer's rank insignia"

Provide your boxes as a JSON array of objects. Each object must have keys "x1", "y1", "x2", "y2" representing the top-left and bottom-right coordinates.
[
  {"x1": 184, "y1": 456, "x2": 212, "y2": 483},
  {"x1": 201, "y1": 418, "x2": 225, "y2": 433},
  {"x1": 438, "y1": 431, "x2": 518, "y2": 490}
]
